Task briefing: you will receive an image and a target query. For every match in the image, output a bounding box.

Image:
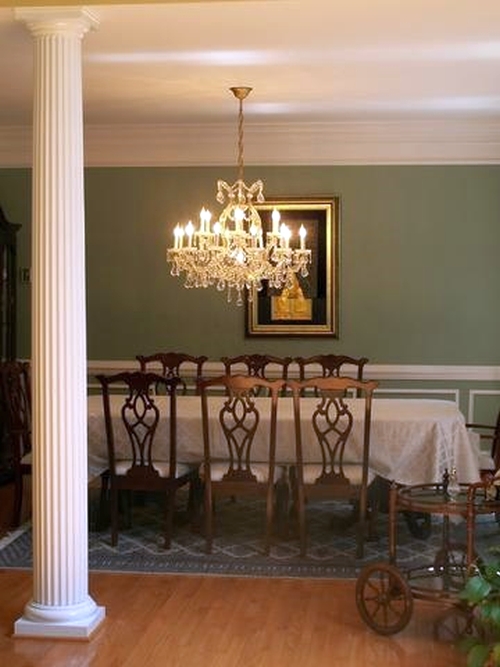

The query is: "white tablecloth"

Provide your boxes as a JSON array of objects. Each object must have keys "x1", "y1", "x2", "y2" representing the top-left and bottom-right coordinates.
[{"x1": 87, "y1": 395, "x2": 482, "y2": 486}]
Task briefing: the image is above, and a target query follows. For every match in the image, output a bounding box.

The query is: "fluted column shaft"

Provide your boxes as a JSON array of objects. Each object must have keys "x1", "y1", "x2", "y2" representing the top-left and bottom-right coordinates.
[{"x1": 14, "y1": 7, "x2": 104, "y2": 638}]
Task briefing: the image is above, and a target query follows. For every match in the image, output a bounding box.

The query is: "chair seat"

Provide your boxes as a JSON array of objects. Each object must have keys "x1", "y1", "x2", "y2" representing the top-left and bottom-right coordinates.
[
  {"x1": 202, "y1": 461, "x2": 286, "y2": 484},
  {"x1": 479, "y1": 452, "x2": 496, "y2": 471},
  {"x1": 21, "y1": 451, "x2": 32, "y2": 466},
  {"x1": 115, "y1": 459, "x2": 195, "y2": 478},
  {"x1": 300, "y1": 463, "x2": 375, "y2": 486},
  {"x1": 468, "y1": 430, "x2": 495, "y2": 470}
]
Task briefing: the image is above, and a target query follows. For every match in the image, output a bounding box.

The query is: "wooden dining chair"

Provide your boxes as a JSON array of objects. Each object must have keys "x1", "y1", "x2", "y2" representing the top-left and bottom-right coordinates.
[
  {"x1": 0, "y1": 360, "x2": 32, "y2": 527},
  {"x1": 199, "y1": 374, "x2": 287, "y2": 554},
  {"x1": 95, "y1": 371, "x2": 202, "y2": 548},
  {"x1": 294, "y1": 354, "x2": 369, "y2": 397},
  {"x1": 136, "y1": 351, "x2": 208, "y2": 395},
  {"x1": 221, "y1": 354, "x2": 292, "y2": 395},
  {"x1": 288, "y1": 375, "x2": 379, "y2": 559},
  {"x1": 466, "y1": 408, "x2": 500, "y2": 478}
]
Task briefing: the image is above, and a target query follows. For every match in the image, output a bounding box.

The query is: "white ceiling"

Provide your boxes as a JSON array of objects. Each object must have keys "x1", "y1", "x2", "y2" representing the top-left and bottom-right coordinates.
[{"x1": 1, "y1": 0, "x2": 500, "y2": 166}]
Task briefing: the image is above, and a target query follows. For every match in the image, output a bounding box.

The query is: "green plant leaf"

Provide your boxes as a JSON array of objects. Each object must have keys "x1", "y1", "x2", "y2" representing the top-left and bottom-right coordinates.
[
  {"x1": 458, "y1": 559, "x2": 500, "y2": 665},
  {"x1": 491, "y1": 643, "x2": 500, "y2": 665},
  {"x1": 461, "y1": 576, "x2": 493, "y2": 604},
  {"x1": 459, "y1": 636, "x2": 481, "y2": 653},
  {"x1": 481, "y1": 602, "x2": 500, "y2": 629},
  {"x1": 483, "y1": 565, "x2": 500, "y2": 588},
  {"x1": 467, "y1": 643, "x2": 491, "y2": 667}
]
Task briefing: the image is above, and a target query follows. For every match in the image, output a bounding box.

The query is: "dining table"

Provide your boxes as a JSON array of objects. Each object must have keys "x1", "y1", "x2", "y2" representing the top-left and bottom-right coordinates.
[{"x1": 87, "y1": 394, "x2": 485, "y2": 487}]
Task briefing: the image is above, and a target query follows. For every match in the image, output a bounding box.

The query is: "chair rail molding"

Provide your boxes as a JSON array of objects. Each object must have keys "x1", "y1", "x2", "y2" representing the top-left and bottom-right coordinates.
[{"x1": 87, "y1": 361, "x2": 500, "y2": 383}]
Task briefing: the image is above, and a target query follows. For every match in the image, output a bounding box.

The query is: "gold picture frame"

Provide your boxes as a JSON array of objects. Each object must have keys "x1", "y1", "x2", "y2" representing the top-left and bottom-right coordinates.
[{"x1": 246, "y1": 196, "x2": 339, "y2": 337}]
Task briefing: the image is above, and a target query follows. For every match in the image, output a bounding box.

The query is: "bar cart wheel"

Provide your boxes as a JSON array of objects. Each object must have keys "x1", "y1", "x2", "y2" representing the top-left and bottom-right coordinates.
[{"x1": 355, "y1": 561, "x2": 414, "y2": 635}]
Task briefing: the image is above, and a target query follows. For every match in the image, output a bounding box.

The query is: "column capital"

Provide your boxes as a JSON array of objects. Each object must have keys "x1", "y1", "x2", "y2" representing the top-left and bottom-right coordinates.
[{"x1": 15, "y1": 6, "x2": 99, "y2": 38}]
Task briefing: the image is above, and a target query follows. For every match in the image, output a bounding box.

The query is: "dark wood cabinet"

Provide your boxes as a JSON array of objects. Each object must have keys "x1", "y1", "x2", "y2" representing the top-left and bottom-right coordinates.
[
  {"x1": 0, "y1": 206, "x2": 20, "y2": 362},
  {"x1": 0, "y1": 206, "x2": 20, "y2": 479}
]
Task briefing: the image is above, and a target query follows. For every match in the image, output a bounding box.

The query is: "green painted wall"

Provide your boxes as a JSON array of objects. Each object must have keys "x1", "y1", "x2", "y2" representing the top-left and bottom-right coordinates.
[{"x1": 1, "y1": 165, "x2": 499, "y2": 364}]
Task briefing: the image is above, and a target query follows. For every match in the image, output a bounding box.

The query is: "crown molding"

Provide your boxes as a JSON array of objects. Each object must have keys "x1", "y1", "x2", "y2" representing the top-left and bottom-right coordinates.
[{"x1": 2, "y1": 119, "x2": 500, "y2": 167}]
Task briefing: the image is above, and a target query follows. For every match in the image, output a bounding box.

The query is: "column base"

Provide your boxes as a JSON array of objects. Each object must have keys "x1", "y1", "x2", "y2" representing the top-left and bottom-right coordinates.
[{"x1": 14, "y1": 598, "x2": 105, "y2": 639}]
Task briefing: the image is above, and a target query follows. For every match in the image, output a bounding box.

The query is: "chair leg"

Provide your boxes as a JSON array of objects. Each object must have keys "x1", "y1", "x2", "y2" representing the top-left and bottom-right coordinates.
[
  {"x1": 96, "y1": 471, "x2": 110, "y2": 531},
  {"x1": 297, "y1": 494, "x2": 307, "y2": 557},
  {"x1": 265, "y1": 488, "x2": 275, "y2": 556},
  {"x1": 274, "y1": 471, "x2": 290, "y2": 538},
  {"x1": 163, "y1": 491, "x2": 176, "y2": 550},
  {"x1": 187, "y1": 475, "x2": 203, "y2": 532},
  {"x1": 356, "y1": 522, "x2": 365, "y2": 560},
  {"x1": 356, "y1": 491, "x2": 368, "y2": 560},
  {"x1": 367, "y1": 482, "x2": 381, "y2": 542},
  {"x1": 110, "y1": 486, "x2": 119, "y2": 547},
  {"x1": 294, "y1": 478, "x2": 307, "y2": 556},
  {"x1": 204, "y1": 483, "x2": 213, "y2": 554},
  {"x1": 11, "y1": 471, "x2": 23, "y2": 528},
  {"x1": 289, "y1": 466, "x2": 306, "y2": 554},
  {"x1": 122, "y1": 490, "x2": 132, "y2": 528}
]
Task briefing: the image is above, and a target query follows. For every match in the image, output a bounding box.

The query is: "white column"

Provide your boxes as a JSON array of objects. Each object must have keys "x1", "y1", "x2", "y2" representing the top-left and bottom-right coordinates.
[{"x1": 14, "y1": 7, "x2": 105, "y2": 638}]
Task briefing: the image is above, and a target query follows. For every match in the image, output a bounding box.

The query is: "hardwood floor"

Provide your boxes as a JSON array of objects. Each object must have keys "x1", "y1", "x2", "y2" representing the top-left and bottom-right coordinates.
[
  {"x1": 0, "y1": 481, "x2": 464, "y2": 667},
  {"x1": 0, "y1": 570, "x2": 464, "y2": 666}
]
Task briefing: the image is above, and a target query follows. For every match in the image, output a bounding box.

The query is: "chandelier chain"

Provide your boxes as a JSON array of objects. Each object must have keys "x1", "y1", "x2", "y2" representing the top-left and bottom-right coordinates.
[{"x1": 237, "y1": 95, "x2": 244, "y2": 183}]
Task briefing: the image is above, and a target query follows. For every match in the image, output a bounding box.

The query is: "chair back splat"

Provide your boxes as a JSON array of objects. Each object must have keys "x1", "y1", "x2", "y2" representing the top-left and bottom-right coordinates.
[
  {"x1": 288, "y1": 375, "x2": 379, "y2": 559},
  {"x1": 199, "y1": 374, "x2": 286, "y2": 554},
  {"x1": 294, "y1": 354, "x2": 369, "y2": 396},
  {"x1": 221, "y1": 354, "x2": 292, "y2": 395},
  {"x1": 136, "y1": 351, "x2": 208, "y2": 395},
  {"x1": 95, "y1": 371, "x2": 201, "y2": 548}
]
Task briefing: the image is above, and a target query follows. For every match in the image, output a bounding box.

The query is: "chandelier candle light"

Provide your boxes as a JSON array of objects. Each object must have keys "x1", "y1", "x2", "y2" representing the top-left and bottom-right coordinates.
[{"x1": 166, "y1": 87, "x2": 312, "y2": 305}]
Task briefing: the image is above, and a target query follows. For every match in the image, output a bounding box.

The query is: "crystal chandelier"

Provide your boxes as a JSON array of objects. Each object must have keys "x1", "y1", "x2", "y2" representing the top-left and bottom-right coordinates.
[{"x1": 166, "y1": 87, "x2": 311, "y2": 306}]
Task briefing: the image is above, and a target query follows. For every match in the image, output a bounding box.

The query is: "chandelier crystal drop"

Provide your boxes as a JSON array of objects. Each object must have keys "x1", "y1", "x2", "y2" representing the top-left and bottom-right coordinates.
[{"x1": 166, "y1": 87, "x2": 311, "y2": 306}]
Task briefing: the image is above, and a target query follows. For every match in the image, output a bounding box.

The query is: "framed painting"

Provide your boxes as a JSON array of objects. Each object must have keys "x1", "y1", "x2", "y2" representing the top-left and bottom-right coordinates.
[{"x1": 246, "y1": 196, "x2": 339, "y2": 337}]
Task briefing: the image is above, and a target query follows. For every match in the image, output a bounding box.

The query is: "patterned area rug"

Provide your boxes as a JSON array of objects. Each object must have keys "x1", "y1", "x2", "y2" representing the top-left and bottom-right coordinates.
[{"x1": 0, "y1": 492, "x2": 499, "y2": 579}]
